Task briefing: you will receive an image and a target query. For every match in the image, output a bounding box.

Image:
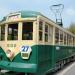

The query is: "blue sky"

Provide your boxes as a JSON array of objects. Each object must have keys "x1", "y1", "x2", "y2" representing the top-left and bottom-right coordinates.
[{"x1": 0, "y1": 0, "x2": 75, "y2": 28}]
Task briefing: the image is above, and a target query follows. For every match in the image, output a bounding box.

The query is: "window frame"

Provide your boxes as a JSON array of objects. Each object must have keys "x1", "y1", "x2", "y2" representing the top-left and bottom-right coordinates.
[
  {"x1": 55, "y1": 27, "x2": 60, "y2": 45},
  {"x1": 59, "y1": 30, "x2": 64, "y2": 45},
  {"x1": 63, "y1": 33, "x2": 67, "y2": 45},
  {"x1": 39, "y1": 20, "x2": 43, "y2": 41},
  {"x1": 45, "y1": 24, "x2": 48, "y2": 42},
  {"x1": 0, "y1": 25, "x2": 5, "y2": 41},
  {"x1": 22, "y1": 22, "x2": 33, "y2": 40}
]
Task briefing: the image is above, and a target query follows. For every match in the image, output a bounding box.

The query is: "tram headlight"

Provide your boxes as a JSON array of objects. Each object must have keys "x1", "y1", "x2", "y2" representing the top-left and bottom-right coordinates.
[
  {"x1": 21, "y1": 52, "x2": 29, "y2": 59},
  {"x1": 21, "y1": 53, "x2": 28, "y2": 57},
  {"x1": 6, "y1": 50, "x2": 14, "y2": 59}
]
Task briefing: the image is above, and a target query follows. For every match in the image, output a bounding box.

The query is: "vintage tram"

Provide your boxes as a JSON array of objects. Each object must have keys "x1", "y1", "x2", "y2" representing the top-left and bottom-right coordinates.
[{"x1": 0, "y1": 11, "x2": 75, "y2": 75}]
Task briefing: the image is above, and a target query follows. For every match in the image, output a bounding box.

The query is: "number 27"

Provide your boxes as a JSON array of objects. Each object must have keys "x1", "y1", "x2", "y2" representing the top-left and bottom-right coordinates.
[{"x1": 21, "y1": 46, "x2": 29, "y2": 52}]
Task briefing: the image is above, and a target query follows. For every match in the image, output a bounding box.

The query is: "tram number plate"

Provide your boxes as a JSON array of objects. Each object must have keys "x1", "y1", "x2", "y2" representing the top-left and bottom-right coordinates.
[{"x1": 21, "y1": 46, "x2": 29, "y2": 52}]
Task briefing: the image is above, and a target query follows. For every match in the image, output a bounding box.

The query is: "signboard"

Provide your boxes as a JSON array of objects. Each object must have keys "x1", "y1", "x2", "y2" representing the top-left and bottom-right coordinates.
[
  {"x1": 20, "y1": 46, "x2": 29, "y2": 52},
  {"x1": 7, "y1": 15, "x2": 19, "y2": 20},
  {"x1": 20, "y1": 46, "x2": 32, "y2": 59}
]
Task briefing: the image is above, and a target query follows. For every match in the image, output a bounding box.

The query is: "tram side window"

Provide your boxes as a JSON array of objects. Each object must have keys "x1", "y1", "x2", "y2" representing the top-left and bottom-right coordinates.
[
  {"x1": 7, "y1": 23, "x2": 18, "y2": 40},
  {"x1": 0, "y1": 25, "x2": 5, "y2": 41},
  {"x1": 67, "y1": 35, "x2": 71, "y2": 46},
  {"x1": 71, "y1": 37, "x2": 73, "y2": 46},
  {"x1": 67, "y1": 34, "x2": 69, "y2": 45},
  {"x1": 73, "y1": 38, "x2": 75, "y2": 46},
  {"x1": 45, "y1": 24, "x2": 48, "y2": 42},
  {"x1": 22, "y1": 22, "x2": 33, "y2": 40},
  {"x1": 64, "y1": 33, "x2": 67, "y2": 45},
  {"x1": 74, "y1": 38, "x2": 75, "y2": 45},
  {"x1": 73, "y1": 37, "x2": 74, "y2": 46},
  {"x1": 0, "y1": 26, "x2": 1, "y2": 41},
  {"x1": 69, "y1": 35, "x2": 71, "y2": 46},
  {"x1": 74, "y1": 38, "x2": 75, "y2": 46},
  {"x1": 39, "y1": 21, "x2": 43, "y2": 41},
  {"x1": 48, "y1": 25, "x2": 53, "y2": 43},
  {"x1": 55, "y1": 28, "x2": 59, "y2": 45},
  {"x1": 60, "y1": 31, "x2": 63, "y2": 45}
]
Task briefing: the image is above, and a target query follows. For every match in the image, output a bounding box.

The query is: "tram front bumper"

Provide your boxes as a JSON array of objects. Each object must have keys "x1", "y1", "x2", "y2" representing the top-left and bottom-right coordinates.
[{"x1": 0, "y1": 61, "x2": 37, "y2": 73}]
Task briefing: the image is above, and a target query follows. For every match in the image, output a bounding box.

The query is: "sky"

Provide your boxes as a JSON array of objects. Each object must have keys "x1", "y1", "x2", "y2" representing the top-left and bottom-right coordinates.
[{"x1": 0, "y1": 0, "x2": 75, "y2": 28}]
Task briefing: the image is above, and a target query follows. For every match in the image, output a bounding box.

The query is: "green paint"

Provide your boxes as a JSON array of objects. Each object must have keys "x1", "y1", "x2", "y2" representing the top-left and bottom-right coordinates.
[
  {"x1": 20, "y1": 11, "x2": 42, "y2": 18},
  {"x1": 54, "y1": 45, "x2": 75, "y2": 62},
  {"x1": 0, "y1": 45, "x2": 75, "y2": 75}
]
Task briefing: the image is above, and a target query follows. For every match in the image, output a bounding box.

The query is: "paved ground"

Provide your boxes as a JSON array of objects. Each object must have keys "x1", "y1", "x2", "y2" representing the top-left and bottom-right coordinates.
[
  {"x1": 63, "y1": 62, "x2": 75, "y2": 75},
  {"x1": 55, "y1": 62, "x2": 75, "y2": 75}
]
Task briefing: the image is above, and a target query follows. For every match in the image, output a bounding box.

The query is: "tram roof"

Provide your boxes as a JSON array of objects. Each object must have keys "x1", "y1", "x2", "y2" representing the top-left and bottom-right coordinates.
[
  {"x1": 1, "y1": 11, "x2": 42, "y2": 21},
  {"x1": 20, "y1": 11, "x2": 42, "y2": 18}
]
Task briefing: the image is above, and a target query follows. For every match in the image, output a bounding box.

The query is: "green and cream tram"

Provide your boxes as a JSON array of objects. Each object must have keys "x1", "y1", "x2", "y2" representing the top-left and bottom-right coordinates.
[{"x1": 0, "y1": 11, "x2": 75, "y2": 75}]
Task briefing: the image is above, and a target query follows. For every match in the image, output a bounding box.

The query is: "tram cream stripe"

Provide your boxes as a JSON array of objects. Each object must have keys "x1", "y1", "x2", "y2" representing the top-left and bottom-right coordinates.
[{"x1": 56, "y1": 62, "x2": 75, "y2": 75}]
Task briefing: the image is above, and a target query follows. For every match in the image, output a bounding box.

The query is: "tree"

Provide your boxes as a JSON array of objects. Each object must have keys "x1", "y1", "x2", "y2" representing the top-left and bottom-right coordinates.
[{"x1": 67, "y1": 23, "x2": 75, "y2": 34}]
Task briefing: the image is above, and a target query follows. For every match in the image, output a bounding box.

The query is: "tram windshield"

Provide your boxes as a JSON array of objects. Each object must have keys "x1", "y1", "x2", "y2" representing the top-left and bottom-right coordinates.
[
  {"x1": 7, "y1": 22, "x2": 33, "y2": 40},
  {"x1": 22, "y1": 22, "x2": 33, "y2": 40},
  {"x1": 0, "y1": 25, "x2": 5, "y2": 41},
  {"x1": 7, "y1": 23, "x2": 18, "y2": 40}
]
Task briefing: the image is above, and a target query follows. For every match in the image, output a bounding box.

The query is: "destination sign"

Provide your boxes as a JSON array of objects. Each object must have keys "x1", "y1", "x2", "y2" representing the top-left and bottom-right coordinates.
[{"x1": 7, "y1": 15, "x2": 19, "y2": 20}]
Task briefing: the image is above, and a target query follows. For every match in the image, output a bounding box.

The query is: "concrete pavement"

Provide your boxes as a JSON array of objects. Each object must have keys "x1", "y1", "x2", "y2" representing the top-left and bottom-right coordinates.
[{"x1": 55, "y1": 62, "x2": 75, "y2": 75}]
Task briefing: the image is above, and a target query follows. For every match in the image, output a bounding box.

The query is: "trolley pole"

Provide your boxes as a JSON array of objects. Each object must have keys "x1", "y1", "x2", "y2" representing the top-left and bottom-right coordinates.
[{"x1": 50, "y1": 4, "x2": 64, "y2": 27}]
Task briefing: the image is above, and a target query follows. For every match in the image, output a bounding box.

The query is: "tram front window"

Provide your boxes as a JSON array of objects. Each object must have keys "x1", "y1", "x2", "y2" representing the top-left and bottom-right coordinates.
[
  {"x1": 0, "y1": 25, "x2": 5, "y2": 41},
  {"x1": 22, "y1": 22, "x2": 33, "y2": 40},
  {"x1": 7, "y1": 23, "x2": 18, "y2": 40}
]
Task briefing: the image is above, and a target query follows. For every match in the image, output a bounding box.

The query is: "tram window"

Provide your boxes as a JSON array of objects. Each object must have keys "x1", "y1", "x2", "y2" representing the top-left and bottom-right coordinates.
[
  {"x1": 55, "y1": 28, "x2": 59, "y2": 45},
  {"x1": 22, "y1": 22, "x2": 33, "y2": 40},
  {"x1": 49, "y1": 25, "x2": 53, "y2": 43},
  {"x1": 73, "y1": 37, "x2": 74, "y2": 46},
  {"x1": 69, "y1": 35, "x2": 71, "y2": 45},
  {"x1": 70, "y1": 36, "x2": 73, "y2": 46},
  {"x1": 0, "y1": 26, "x2": 1, "y2": 41},
  {"x1": 74, "y1": 37, "x2": 75, "y2": 46},
  {"x1": 67, "y1": 34, "x2": 69, "y2": 45},
  {"x1": 39, "y1": 32, "x2": 42, "y2": 41},
  {"x1": 39, "y1": 21, "x2": 43, "y2": 30},
  {"x1": 45, "y1": 25, "x2": 48, "y2": 33},
  {"x1": 0, "y1": 25, "x2": 5, "y2": 41},
  {"x1": 74, "y1": 38, "x2": 75, "y2": 45},
  {"x1": 72, "y1": 37, "x2": 74, "y2": 45},
  {"x1": 73, "y1": 38, "x2": 75, "y2": 46},
  {"x1": 7, "y1": 23, "x2": 18, "y2": 40},
  {"x1": 64, "y1": 33, "x2": 67, "y2": 45},
  {"x1": 45, "y1": 24, "x2": 48, "y2": 42},
  {"x1": 39, "y1": 21, "x2": 43, "y2": 41},
  {"x1": 67, "y1": 35, "x2": 71, "y2": 46},
  {"x1": 45, "y1": 33, "x2": 48, "y2": 42},
  {"x1": 60, "y1": 31, "x2": 63, "y2": 45}
]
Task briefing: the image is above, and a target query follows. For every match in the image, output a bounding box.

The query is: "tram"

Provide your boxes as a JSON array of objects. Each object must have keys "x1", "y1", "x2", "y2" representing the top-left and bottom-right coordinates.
[{"x1": 0, "y1": 11, "x2": 75, "y2": 75}]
